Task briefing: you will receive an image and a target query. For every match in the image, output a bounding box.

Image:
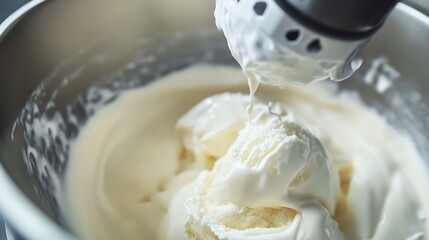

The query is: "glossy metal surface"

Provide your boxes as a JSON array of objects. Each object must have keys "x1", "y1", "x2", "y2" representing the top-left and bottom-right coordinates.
[{"x1": 0, "y1": 1, "x2": 428, "y2": 240}]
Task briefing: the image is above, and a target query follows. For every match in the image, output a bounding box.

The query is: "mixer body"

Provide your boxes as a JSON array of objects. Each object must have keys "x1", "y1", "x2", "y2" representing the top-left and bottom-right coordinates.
[{"x1": 215, "y1": 0, "x2": 399, "y2": 83}]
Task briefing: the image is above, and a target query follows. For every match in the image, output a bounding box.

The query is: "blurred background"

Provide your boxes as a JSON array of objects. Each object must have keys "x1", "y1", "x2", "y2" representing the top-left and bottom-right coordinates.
[{"x1": 0, "y1": 0, "x2": 29, "y2": 22}]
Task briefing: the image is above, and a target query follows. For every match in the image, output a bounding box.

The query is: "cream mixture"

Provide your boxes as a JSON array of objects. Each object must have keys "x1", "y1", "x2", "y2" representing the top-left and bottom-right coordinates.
[{"x1": 65, "y1": 65, "x2": 429, "y2": 240}]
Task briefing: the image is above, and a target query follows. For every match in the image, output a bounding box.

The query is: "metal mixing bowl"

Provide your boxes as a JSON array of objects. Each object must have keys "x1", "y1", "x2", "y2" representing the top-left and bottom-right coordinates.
[{"x1": 0, "y1": 0, "x2": 428, "y2": 239}]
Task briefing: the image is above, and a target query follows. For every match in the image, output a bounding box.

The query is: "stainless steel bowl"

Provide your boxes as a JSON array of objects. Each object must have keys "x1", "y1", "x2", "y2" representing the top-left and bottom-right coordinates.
[{"x1": 0, "y1": 1, "x2": 428, "y2": 239}]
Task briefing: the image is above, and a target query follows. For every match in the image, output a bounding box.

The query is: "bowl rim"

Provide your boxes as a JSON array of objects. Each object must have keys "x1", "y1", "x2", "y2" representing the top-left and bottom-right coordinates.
[
  {"x1": 0, "y1": 1, "x2": 428, "y2": 240},
  {"x1": 0, "y1": 2, "x2": 74, "y2": 239}
]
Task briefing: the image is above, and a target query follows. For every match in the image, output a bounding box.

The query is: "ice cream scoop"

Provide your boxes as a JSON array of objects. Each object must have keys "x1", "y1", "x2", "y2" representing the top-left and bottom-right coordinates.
[
  {"x1": 183, "y1": 111, "x2": 343, "y2": 240},
  {"x1": 207, "y1": 112, "x2": 340, "y2": 212}
]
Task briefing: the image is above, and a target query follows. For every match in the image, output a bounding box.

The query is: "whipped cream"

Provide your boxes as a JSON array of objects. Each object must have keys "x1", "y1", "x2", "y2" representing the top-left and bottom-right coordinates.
[
  {"x1": 204, "y1": 114, "x2": 339, "y2": 212},
  {"x1": 177, "y1": 93, "x2": 261, "y2": 169},
  {"x1": 64, "y1": 66, "x2": 429, "y2": 240}
]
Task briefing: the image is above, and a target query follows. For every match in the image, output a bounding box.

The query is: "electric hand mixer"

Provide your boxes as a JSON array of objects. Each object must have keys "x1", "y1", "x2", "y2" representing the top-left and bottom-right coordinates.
[{"x1": 215, "y1": 0, "x2": 398, "y2": 86}]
